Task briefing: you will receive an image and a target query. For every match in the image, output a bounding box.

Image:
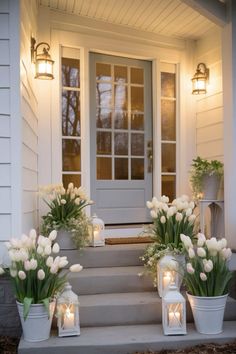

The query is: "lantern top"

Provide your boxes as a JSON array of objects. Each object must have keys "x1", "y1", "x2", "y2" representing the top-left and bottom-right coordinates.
[
  {"x1": 163, "y1": 283, "x2": 185, "y2": 302},
  {"x1": 57, "y1": 282, "x2": 79, "y2": 305},
  {"x1": 92, "y1": 214, "x2": 104, "y2": 228}
]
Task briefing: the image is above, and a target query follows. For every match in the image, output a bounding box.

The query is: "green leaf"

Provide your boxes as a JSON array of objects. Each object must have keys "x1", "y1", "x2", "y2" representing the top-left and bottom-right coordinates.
[
  {"x1": 42, "y1": 297, "x2": 50, "y2": 318},
  {"x1": 23, "y1": 297, "x2": 33, "y2": 320}
]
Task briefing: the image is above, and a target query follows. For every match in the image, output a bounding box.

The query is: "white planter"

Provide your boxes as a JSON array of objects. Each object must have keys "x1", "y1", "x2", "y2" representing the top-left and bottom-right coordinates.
[
  {"x1": 187, "y1": 293, "x2": 228, "y2": 334},
  {"x1": 57, "y1": 229, "x2": 76, "y2": 250},
  {"x1": 17, "y1": 301, "x2": 55, "y2": 342},
  {"x1": 202, "y1": 174, "x2": 221, "y2": 200},
  {"x1": 157, "y1": 253, "x2": 185, "y2": 298}
]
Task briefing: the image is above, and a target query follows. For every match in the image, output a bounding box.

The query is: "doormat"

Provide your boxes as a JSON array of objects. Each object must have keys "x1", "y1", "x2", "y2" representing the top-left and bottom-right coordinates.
[{"x1": 105, "y1": 236, "x2": 153, "y2": 245}]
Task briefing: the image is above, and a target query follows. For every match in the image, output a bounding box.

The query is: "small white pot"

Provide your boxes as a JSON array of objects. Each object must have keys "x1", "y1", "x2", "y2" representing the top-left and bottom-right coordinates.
[
  {"x1": 187, "y1": 293, "x2": 228, "y2": 334},
  {"x1": 17, "y1": 301, "x2": 55, "y2": 342},
  {"x1": 57, "y1": 229, "x2": 76, "y2": 250}
]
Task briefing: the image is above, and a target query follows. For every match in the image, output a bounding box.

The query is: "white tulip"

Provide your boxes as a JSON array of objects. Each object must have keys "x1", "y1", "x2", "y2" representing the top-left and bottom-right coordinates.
[
  {"x1": 70, "y1": 193, "x2": 76, "y2": 199},
  {"x1": 61, "y1": 199, "x2": 67, "y2": 205},
  {"x1": 186, "y1": 263, "x2": 195, "y2": 274},
  {"x1": 188, "y1": 214, "x2": 196, "y2": 224},
  {"x1": 189, "y1": 201, "x2": 195, "y2": 210},
  {"x1": 10, "y1": 269, "x2": 17, "y2": 277},
  {"x1": 160, "y1": 215, "x2": 166, "y2": 224},
  {"x1": 52, "y1": 243, "x2": 60, "y2": 254},
  {"x1": 69, "y1": 264, "x2": 83, "y2": 273},
  {"x1": 19, "y1": 248, "x2": 29, "y2": 262},
  {"x1": 10, "y1": 238, "x2": 21, "y2": 248},
  {"x1": 185, "y1": 208, "x2": 192, "y2": 217},
  {"x1": 37, "y1": 269, "x2": 45, "y2": 280},
  {"x1": 218, "y1": 238, "x2": 227, "y2": 250},
  {"x1": 37, "y1": 246, "x2": 44, "y2": 255},
  {"x1": 203, "y1": 259, "x2": 213, "y2": 273},
  {"x1": 146, "y1": 201, "x2": 153, "y2": 209},
  {"x1": 24, "y1": 260, "x2": 31, "y2": 271},
  {"x1": 161, "y1": 203, "x2": 169, "y2": 212},
  {"x1": 220, "y1": 248, "x2": 232, "y2": 260},
  {"x1": 68, "y1": 182, "x2": 74, "y2": 190},
  {"x1": 46, "y1": 256, "x2": 54, "y2": 267},
  {"x1": 160, "y1": 195, "x2": 169, "y2": 204},
  {"x1": 150, "y1": 210, "x2": 157, "y2": 219},
  {"x1": 0, "y1": 267, "x2": 5, "y2": 275},
  {"x1": 4, "y1": 241, "x2": 11, "y2": 250},
  {"x1": 180, "y1": 195, "x2": 189, "y2": 202},
  {"x1": 188, "y1": 248, "x2": 195, "y2": 259},
  {"x1": 59, "y1": 258, "x2": 69, "y2": 268},
  {"x1": 50, "y1": 264, "x2": 59, "y2": 274},
  {"x1": 49, "y1": 230, "x2": 57, "y2": 241},
  {"x1": 29, "y1": 229, "x2": 37, "y2": 240},
  {"x1": 74, "y1": 197, "x2": 81, "y2": 205},
  {"x1": 197, "y1": 247, "x2": 206, "y2": 258},
  {"x1": 180, "y1": 234, "x2": 193, "y2": 249},
  {"x1": 176, "y1": 212, "x2": 183, "y2": 222},
  {"x1": 167, "y1": 207, "x2": 175, "y2": 218},
  {"x1": 44, "y1": 245, "x2": 52, "y2": 256},
  {"x1": 197, "y1": 233, "x2": 206, "y2": 247},
  {"x1": 200, "y1": 272, "x2": 207, "y2": 281},
  {"x1": 18, "y1": 270, "x2": 26, "y2": 280},
  {"x1": 30, "y1": 259, "x2": 38, "y2": 270},
  {"x1": 206, "y1": 238, "x2": 218, "y2": 256},
  {"x1": 40, "y1": 237, "x2": 51, "y2": 248}
]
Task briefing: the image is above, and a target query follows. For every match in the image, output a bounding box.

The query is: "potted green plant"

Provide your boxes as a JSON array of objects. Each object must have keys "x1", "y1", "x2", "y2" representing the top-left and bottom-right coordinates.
[
  {"x1": 0, "y1": 229, "x2": 83, "y2": 341},
  {"x1": 40, "y1": 183, "x2": 93, "y2": 250},
  {"x1": 142, "y1": 194, "x2": 197, "y2": 297},
  {"x1": 190, "y1": 156, "x2": 224, "y2": 200},
  {"x1": 180, "y1": 233, "x2": 233, "y2": 334}
]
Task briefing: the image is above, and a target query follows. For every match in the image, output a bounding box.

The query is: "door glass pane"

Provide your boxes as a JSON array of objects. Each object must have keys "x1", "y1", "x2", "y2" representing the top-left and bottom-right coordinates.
[
  {"x1": 62, "y1": 90, "x2": 80, "y2": 136},
  {"x1": 115, "y1": 132, "x2": 128, "y2": 155},
  {"x1": 97, "y1": 132, "x2": 111, "y2": 155},
  {"x1": 131, "y1": 133, "x2": 144, "y2": 156},
  {"x1": 161, "y1": 100, "x2": 176, "y2": 141},
  {"x1": 131, "y1": 87, "x2": 144, "y2": 112},
  {"x1": 62, "y1": 139, "x2": 81, "y2": 171},
  {"x1": 161, "y1": 72, "x2": 176, "y2": 97},
  {"x1": 114, "y1": 85, "x2": 127, "y2": 110},
  {"x1": 131, "y1": 67, "x2": 144, "y2": 84},
  {"x1": 63, "y1": 174, "x2": 81, "y2": 188},
  {"x1": 97, "y1": 157, "x2": 112, "y2": 180},
  {"x1": 162, "y1": 143, "x2": 176, "y2": 172},
  {"x1": 131, "y1": 158, "x2": 144, "y2": 179},
  {"x1": 96, "y1": 83, "x2": 112, "y2": 108},
  {"x1": 114, "y1": 66, "x2": 127, "y2": 83},
  {"x1": 96, "y1": 108, "x2": 112, "y2": 128},
  {"x1": 131, "y1": 113, "x2": 144, "y2": 130},
  {"x1": 162, "y1": 175, "x2": 176, "y2": 202},
  {"x1": 114, "y1": 110, "x2": 128, "y2": 129},
  {"x1": 115, "y1": 158, "x2": 128, "y2": 179},
  {"x1": 96, "y1": 63, "x2": 111, "y2": 81},
  {"x1": 62, "y1": 58, "x2": 80, "y2": 88}
]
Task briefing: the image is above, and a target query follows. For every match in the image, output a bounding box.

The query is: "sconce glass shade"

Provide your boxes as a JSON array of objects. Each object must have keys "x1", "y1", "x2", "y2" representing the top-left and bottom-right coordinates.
[
  {"x1": 31, "y1": 37, "x2": 54, "y2": 80},
  {"x1": 162, "y1": 284, "x2": 187, "y2": 335},
  {"x1": 57, "y1": 282, "x2": 80, "y2": 337},
  {"x1": 90, "y1": 214, "x2": 105, "y2": 247},
  {"x1": 191, "y1": 63, "x2": 209, "y2": 95}
]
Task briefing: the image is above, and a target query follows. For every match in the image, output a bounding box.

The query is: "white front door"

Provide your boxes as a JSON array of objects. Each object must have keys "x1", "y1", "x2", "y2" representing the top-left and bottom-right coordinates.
[{"x1": 90, "y1": 53, "x2": 153, "y2": 224}]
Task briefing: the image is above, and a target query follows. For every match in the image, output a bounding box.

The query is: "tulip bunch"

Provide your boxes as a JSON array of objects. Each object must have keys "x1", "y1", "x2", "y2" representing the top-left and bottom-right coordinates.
[
  {"x1": 0, "y1": 230, "x2": 83, "y2": 319},
  {"x1": 181, "y1": 233, "x2": 233, "y2": 297}
]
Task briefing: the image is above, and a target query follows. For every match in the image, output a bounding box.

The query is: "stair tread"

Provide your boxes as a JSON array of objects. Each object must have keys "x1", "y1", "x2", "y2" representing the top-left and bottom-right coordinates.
[
  {"x1": 18, "y1": 321, "x2": 236, "y2": 354},
  {"x1": 70, "y1": 265, "x2": 147, "y2": 277}
]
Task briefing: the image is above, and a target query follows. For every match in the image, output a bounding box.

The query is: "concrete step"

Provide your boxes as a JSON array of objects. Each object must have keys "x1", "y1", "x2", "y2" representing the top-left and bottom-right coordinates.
[
  {"x1": 76, "y1": 292, "x2": 236, "y2": 327},
  {"x1": 18, "y1": 321, "x2": 236, "y2": 354},
  {"x1": 61, "y1": 243, "x2": 147, "y2": 268},
  {"x1": 68, "y1": 265, "x2": 154, "y2": 295}
]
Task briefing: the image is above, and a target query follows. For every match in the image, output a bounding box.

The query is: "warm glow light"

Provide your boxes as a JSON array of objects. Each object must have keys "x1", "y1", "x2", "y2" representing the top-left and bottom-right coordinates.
[
  {"x1": 63, "y1": 307, "x2": 74, "y2": 330},
  {"x1": 163, "y1": 271, "x2": 172, "y2": 293},
  {"x1": 192, "y1": 63, "x2": 209, "y2": 95},
  {"x1": 31, "y1": 37, "x2": 54, "y2": 80},
  {"x1": 168, "y1": 311, "x2": 181, "y2": 327}
]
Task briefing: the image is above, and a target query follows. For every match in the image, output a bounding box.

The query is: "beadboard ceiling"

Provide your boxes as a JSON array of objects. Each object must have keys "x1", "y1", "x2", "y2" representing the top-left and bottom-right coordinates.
[{"x1": 39, "y1": 0, "x2": 219, "y2": 41}]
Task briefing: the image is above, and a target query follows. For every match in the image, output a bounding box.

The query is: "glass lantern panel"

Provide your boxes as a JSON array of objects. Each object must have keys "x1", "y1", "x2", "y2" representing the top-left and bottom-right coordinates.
[
  {"x1": 62, "y1": 304, "x2": 76, "y2": 329},
  {"x1": 167, "y1": 303, "x2": 182, "y2": 328}
]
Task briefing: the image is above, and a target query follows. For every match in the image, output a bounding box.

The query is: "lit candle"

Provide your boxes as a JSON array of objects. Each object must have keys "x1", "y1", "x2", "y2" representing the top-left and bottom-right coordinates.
[
  {"x1": 169, "y1": 311, "x2": 180, "y2": 327},
  {"x1": 94, "y1": 230, "x2": 100, "y2": 241},
  {"x1": 163, "y1": 271, "x2": 172, "y2": 292},
  {"x1": 63, "y1": 308, "x2": 74, "y2": 330}
]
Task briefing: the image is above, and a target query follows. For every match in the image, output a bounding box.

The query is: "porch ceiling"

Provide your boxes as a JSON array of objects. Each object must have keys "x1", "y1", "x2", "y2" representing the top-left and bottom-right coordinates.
[{"x1": 39, "y1": 0, "x2": 219, "y2": 41}]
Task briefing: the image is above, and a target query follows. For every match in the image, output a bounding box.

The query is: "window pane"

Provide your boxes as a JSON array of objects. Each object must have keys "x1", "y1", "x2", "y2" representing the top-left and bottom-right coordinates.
[
  {"x1": 115, "y1": 132, "x2": 128, "y2": 155},
  {"x1": 115, "y1": 158, "x2": 128, "y2": 179},
  {"x1": 97, "y1": 157, "x2": 112, "y2": 180},
  {"x1": 97, "y1": 131, "x2": 112, "y2": 155},
  {"x1": 131, "y1": 113, "x2": 144, "y2": 130},
  {"x1": 62, "y1": 90, "x2": 80, "y2": 136},
  {"x1": 131, "y1": 87, "x2": 144, "y2": 112},
  {"x1": 96, "y1": 63, "x2": 111, "y2": 81},
  {"x1": 162, "y1": 143, "x2": 176, "y2": 172},
  {"x1": 131, "y1": 133, "x2": 144, "y2": 156},
  {"x1": 63, "y1": 174, "x2": 81, "y2": 188},
  {"x1": 62, "y1": 139, "x2": 81, "y2": 171},
  {"x1": 162, "y1": 175, "x2": 176, "y2": 202},
  {"x1": 96, "y1": 83, "x2": 112, "y2": 108},
  {"x1": 161, "y1": 100, "x2": 176, "y2": 141},
  {"x1": 62, "y1": 58, "x2": 80, "y2": 88},
  {"x1": 96, "y1": 108, "x2": 112, "y2": 128},
  {"x1": 131, "y1": 158, "x2": 144, "y2": 179},
  {"x1": 131, "y1": 67, "x2": 144, "y2": 84},
  {"x1": 161, "y1": 72, "x2": 176, "y2": 97},
  {"x1": 114, "y1": 110, "x2": 128, "y2": 129},
  {"x1": 114, "y1": 65, "x2": 127, "y2": 83},
  {"x1": 114, "y1": 85, "x2": 127, "y2": 110}
]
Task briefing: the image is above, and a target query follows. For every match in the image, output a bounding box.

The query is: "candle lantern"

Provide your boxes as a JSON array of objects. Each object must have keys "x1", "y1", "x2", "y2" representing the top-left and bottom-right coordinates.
[
  {"x1": 157, "y1": 255, "x2": 181, "y2": 297},
  {"x1": 162, "y1": 284, "x2": 186, "y2": 335},
  {"x1": 91, "y1": 214, "x2": 105, "y2": 247},
  {"x1": 57, "y1": 282, "x2": 80, "y2": 337}
]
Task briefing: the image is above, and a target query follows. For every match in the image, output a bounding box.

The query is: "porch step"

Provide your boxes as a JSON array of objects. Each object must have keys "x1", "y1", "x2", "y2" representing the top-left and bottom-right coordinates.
[
  {"x1": 61, "y1": 243, "x2": 147, "y2": 268},
  {"x1": 18, "y1": 321, "x2": 236, "y2": 354},
  {"x1": 68, "y1": 265, "x2": 154, "y2": 295}
]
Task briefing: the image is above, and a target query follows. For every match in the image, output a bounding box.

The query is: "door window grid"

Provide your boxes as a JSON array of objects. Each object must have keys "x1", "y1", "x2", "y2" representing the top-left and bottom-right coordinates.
[
  {"x1": 96, "y1": 62, "x2": 145, "y2": 180},
  {"x1": 61, "y1": 53, "x2": 81, "y2": 187}
]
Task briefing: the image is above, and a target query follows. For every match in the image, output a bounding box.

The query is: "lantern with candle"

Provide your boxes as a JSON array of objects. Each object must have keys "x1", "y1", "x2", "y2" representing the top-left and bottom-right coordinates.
[
  {"x1": 157, "y1": 254, "x2": 183, "y2": 298},
  {"x1": 162, "y1": 283, "x2": 186, "y2": 335},
  {"x1": 57, "y1": 283, "x2": 80, "y2": 337},
  {"x1": 90, "y1": 214, "x2": 105, "y2": 247}
]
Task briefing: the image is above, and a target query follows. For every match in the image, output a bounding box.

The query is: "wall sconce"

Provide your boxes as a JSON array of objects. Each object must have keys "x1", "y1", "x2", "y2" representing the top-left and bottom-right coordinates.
[
  {"x1": 31, "y1": 37, "x2": 54, "y2": 80},
  {"x1": 162, "y1": 284, "x2": 187, "y2": 335},
  {"x1": 191, "y1": 63, "x2": 209, "y2": 94}
]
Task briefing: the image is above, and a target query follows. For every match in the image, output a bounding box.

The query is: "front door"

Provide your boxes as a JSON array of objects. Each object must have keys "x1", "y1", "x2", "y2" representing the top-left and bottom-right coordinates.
[{"x1": 90, "y1": 53, "x2": 152, "y2": 224}]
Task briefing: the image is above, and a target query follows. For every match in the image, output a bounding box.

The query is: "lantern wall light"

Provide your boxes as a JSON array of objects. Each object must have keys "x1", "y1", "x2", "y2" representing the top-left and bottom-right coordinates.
[
  {"x1": 191, "y1": 63, "x2": 209, "y2": 95},
  {"x1": 31, "y1": 37, "x2": 54, "y2": 80}
]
